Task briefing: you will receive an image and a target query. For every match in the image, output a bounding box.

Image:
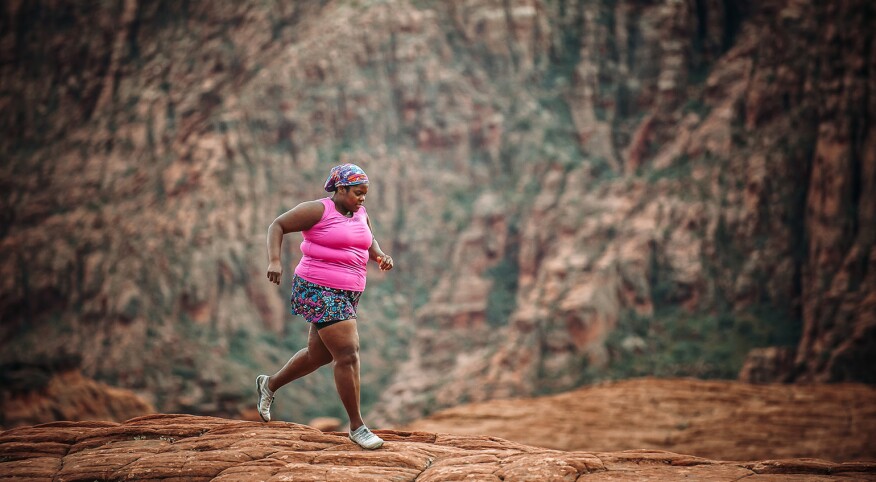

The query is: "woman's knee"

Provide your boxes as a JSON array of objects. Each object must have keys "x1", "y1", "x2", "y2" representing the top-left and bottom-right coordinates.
[{"x1": 333, "y1": 346, "x2": 360, "y2": 367}]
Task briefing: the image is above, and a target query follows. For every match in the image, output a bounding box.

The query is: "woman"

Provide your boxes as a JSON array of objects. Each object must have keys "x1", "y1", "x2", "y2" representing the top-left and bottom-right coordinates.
[{"x1": 256, "y1": 163, "x2": 394, "y2": 450}]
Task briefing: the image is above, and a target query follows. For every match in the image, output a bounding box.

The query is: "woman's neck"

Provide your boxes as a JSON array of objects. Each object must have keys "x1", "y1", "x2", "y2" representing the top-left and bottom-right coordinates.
[{"x1": 332, "y1": 197, "x2": 352, "y2": 217}]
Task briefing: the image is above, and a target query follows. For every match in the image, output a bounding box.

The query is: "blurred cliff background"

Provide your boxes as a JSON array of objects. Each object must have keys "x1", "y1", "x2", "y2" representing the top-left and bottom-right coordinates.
[{"x1": 1, "y1": 0, "x2": 873, "y2": 449}]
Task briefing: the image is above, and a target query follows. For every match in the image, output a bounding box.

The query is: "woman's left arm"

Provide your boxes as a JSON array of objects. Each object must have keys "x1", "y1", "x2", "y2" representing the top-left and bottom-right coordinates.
[{"x1": 366, "y1": 216, "x2": 393, "y2": 271}]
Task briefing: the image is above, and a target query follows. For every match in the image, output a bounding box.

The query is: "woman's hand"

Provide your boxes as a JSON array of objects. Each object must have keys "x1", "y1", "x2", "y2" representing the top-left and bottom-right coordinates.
[
  {"x1": 377, "y1": 255, "x2": 394, "y2": 271},
  {"x1": 267, "y1": 260, "x2": 283, "y2": 285}
]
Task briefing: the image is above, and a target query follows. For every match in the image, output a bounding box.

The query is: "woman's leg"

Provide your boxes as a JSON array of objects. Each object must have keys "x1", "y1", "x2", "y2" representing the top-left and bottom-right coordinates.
[
  {"x1": 316, "y1": 319, "x2": 364, "y2": 430},
  {"x1": 267, "y1": 323, "x2": 333, "y2": 392}
]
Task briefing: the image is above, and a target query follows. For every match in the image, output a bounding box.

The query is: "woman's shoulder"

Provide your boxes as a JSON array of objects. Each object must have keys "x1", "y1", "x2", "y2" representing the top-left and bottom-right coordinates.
[
  {"x1": 291, "y1": 199, "x2": 327, "y2": 224},
  {"x1": 295, "y1": 199, "x2": 328, "y2": 211},
  {"x1": 303, "y1": 198, "x2": 331, "y2": 209}
]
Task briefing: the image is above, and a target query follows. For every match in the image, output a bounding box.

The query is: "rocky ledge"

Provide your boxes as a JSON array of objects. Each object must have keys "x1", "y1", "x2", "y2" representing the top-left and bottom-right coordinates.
[
  {"x1": 405, "y1": 378, "x2": 876, "y2": 463},
  {"x1": 2, "y1": 414, "x2": 875, "y2": 481}
]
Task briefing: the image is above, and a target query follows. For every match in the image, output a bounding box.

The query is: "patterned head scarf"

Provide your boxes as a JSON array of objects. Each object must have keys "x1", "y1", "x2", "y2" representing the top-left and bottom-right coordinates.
[{"x1": 324, "y1": 163, "x2": 369, "y2": 192}]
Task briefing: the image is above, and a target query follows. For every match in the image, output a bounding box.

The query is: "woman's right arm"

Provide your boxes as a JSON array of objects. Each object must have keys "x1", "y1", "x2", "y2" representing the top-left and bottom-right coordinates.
[{"x1": 266, "y1": 201, "x2": 324, "y2": 285}]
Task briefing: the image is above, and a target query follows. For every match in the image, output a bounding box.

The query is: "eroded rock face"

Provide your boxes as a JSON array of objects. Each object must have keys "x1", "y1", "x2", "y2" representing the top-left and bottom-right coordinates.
[
  {"x1": 0, "y1": 369, "x2": 154, "y2": 430},
  {"x1": 371, "y1": 0, "x2": 876, "y2": 424},
  {"x1": 404, "y1": 378, "x2": 876, "y2": 463},
  {"x1": 1, "y1": 0, "x2": 873, "y2": 430},
  {"x1": 739, "y1": 347, "x2": 796, "y2": 383},
  {"x1": 2, "y1": 413, "x2": 875, "y2": 482}
]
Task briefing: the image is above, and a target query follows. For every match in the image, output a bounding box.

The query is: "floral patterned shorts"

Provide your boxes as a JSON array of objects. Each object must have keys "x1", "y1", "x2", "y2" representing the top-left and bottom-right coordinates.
[{"x1": 290, "y1": 275, "x2": 362, "y2": 325}]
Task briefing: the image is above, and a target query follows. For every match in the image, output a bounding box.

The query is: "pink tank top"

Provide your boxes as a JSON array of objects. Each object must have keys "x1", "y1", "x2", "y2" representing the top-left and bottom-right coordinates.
[{"x1": 294, "y1": 197, "x2": 372, "y2": 291}]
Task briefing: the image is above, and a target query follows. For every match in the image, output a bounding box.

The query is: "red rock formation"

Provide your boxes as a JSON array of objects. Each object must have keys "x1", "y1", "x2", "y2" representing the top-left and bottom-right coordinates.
[
  {"x1": 1, "y1": 0, "x2": 873, "y2": 432},
  {"x1": 2, "y1": 413, "x2": 875, "y2": 481},
  {"x1": 739, "y1": 346, "x2": 796, "y2": 383},
  {"x1": 1, "y1": 369, "x2": 154, "y2": 430},
  {"x1": 372, "y1": 0, "x2": 876, "y2": 424},
  {"x1": 405, "y1": 378, "x2": 876, "y2": 463}
]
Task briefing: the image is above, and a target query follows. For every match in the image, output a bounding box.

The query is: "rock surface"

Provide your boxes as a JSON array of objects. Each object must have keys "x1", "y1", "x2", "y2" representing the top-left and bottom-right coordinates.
[
  {"x1": 0, "y1": 354, "x2": 154, "y2": 430},
  {"x1": 371, "y1": 0, "x2": 876, "y2": 425},
  {"x1": 2, "y1": 0, "x2": 874, "y2": 430},
  {"x1": 2, "y1": 413, "x2": 875, "y2": 482},
  {"x1": 0, "y1": 369, "x2": 154, "y2": 431},
  {"x1": 404, "y1": 378, "x2": 876, "y2": 463}
]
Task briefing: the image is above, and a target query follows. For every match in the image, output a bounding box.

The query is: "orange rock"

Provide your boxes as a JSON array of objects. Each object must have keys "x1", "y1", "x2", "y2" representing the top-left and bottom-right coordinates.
[
  {"x1": 404, "y1": 378, "x2": 876, "y2": 464},
  {"x1": 1, "y1": 370, "x2": 154, "y2": 429},
  {"x1": 1, "y1": 413, "x2": 874, "y2": 481},
  {"x1": 309, "y1": 416, "x2": 343, "y2": 432}
]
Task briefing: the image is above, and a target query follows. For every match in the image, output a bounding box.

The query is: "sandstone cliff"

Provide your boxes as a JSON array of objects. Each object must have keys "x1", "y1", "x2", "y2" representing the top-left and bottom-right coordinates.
[
  {"x1": 2, "y1": 414, "x2": 875, "y2": 481},
  {"x1": 1, "y1": 0, "x2": 874, "y2": 428},
  {"x1": 370, "y1": 0, "x2": 876, "y2": 424}
]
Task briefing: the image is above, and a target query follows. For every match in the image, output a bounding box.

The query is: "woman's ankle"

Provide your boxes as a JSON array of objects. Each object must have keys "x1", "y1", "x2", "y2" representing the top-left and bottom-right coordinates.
[{"x1": 266, "y1": 375, "x2": 277, "y2": 393}]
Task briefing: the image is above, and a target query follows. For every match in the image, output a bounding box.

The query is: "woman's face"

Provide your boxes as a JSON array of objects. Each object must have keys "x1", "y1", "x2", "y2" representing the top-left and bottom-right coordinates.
[{"x1": 337, "y1": 183, "x2": 369, "y2": 212}]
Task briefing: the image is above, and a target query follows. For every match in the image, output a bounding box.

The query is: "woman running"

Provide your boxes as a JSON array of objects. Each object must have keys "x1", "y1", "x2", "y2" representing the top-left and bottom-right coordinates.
[{"x1": 256, "y1": 163, "x2": 393, "y2": 450}]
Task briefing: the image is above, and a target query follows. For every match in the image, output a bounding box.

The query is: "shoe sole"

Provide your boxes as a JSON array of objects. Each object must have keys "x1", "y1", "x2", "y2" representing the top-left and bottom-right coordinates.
[{"x1": 256, "y1": 376, "x2": 270, "y2": 422}]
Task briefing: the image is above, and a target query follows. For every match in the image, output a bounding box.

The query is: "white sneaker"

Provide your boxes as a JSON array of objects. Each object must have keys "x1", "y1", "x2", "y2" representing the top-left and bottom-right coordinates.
[
  {"x1": 349, "y1": 425, "x2": 384, "y2": 449},
  {"x1": 255, "y1": 375, "x2": 274, "y2": 422}
]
